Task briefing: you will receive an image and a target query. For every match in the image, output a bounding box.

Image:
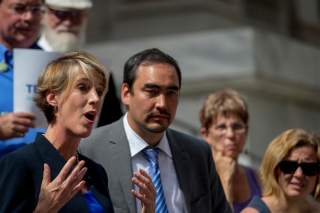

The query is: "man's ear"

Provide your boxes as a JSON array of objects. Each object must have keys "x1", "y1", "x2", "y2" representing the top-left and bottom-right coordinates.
[
  {"x1": 121, "y1": 83, "x2": 131, "y2": 106},
  {"x1": 46, "y1": 92, "x2": 58, "y2": 107}
]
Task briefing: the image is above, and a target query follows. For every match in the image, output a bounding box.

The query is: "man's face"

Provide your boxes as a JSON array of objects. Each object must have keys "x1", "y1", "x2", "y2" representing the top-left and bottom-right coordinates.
[
  {"x1": 122, "y1": 63, "x2": 180, "y2": 143},
  {"x1": 42, "y1": 6, "x2": 88, "y2": 51},
  {"x1": 0, "y1": 0, "x2": 43, "y2": 49}
]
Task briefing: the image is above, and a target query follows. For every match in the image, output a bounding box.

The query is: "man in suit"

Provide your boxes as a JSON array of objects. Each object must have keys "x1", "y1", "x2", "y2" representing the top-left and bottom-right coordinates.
[{"x1": 80, "y1": 48, "x2": 231, "y2": 213}]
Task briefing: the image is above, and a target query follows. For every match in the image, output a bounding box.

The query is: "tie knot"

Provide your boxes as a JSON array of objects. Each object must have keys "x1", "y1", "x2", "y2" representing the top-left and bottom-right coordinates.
[{"x1": 142, "y1": 147, "x2": 159, "y2": 163}]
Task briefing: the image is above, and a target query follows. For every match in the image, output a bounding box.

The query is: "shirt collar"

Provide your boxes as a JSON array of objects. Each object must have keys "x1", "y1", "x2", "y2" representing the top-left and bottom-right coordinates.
[
  {"x1": 0, "y1": 44, "x2": 13, "y2": 71},
  {"x1": 123, "y1": 113, "x2": 172, "y2": 158},
  {"x1": 0, "y1": 43, "x2": 8, "y2": 55},
  {"x1": 37, "y1": 35, "x2": 53, "y2": 51}
]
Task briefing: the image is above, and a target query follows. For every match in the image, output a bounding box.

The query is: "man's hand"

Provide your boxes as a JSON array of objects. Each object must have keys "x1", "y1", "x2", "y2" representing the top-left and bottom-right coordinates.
[
  {"x1": 33, "y1": 157, "x2": 87, "y2": 213},
  {"x1": 0, "y1": 112, "x2": 35, "y2": 139},
  {"x1": 131, "y1": 169, "x2": 155, "y2": 213}
]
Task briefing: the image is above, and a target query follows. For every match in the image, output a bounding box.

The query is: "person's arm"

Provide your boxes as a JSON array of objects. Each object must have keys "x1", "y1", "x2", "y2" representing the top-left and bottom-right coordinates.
[
  {"x1": 0, "y1": 112, "x2": 35, "y2": 139},
  {"x1": 207, "y1": 146, "x2": 233, "y2": 213},
  {"x1": 131, "y1": 169, "x2": 156, "y2": 213},
  {"x1": 213, "y1": 149, "x2": 237, "y2": 204}
]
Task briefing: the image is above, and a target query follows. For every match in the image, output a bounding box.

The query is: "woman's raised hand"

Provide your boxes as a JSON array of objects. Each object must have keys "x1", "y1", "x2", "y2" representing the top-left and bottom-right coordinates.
[{"x1": 34, "y1": 156, "x2": 87, "y2": 213}]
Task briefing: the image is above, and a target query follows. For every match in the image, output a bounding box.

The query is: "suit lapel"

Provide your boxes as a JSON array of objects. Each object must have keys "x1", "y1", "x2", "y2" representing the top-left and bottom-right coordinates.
[
  {"x1": 108, "y1": 120, "x2": 136, "y2": 213},
  {"x1": 167, "y1": 130, "x2": 193, "y2": 213}
]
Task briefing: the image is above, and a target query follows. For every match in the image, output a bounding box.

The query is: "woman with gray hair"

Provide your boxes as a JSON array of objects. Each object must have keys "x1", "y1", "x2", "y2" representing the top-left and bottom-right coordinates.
[{"x1": 199, "y1": 88, "x2": 261, "y2": 212}]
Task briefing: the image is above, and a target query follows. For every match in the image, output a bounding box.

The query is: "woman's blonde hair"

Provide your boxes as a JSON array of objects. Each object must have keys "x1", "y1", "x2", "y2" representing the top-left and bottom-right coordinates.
[
  {"x1": 261, "y1": 128, "x2": 320, "y2": 198},
  {"x1": 199, "y1": 88, "x2": 248, "y2": 131},
  {"x1": 34, "y1": 51, "x2": 109, "y2": 123}
]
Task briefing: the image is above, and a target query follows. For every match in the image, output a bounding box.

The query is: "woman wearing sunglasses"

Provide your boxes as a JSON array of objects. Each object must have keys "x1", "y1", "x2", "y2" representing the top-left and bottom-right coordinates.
[{"x1": 242, "y1": 128, "x2": 320, "y2": 213}]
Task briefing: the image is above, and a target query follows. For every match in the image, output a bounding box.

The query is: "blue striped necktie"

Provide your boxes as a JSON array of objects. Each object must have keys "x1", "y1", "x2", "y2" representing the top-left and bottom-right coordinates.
[{"x1": 142, "y1": 147, "x2": 169, "y2": 213}]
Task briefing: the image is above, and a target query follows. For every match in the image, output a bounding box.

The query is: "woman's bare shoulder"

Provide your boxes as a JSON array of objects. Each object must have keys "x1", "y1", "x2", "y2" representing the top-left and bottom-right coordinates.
[{"x1": 241, "y1": 207, "x2": 260, "y2": 213}]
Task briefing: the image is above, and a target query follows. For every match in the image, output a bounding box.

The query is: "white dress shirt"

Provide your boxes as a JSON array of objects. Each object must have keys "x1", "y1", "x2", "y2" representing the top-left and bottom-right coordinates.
[
  {"x1": 123, "y1": 113, "x2": 187, "y2": 213},
  {"x1": 37, "y1": 35, "x2": 54, "y2": 51}
]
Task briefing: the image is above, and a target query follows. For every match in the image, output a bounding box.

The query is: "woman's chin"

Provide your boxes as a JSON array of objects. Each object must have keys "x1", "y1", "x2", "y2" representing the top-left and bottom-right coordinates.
[
  {"x1": 75, "y1": 129, "x2": 92, "y2": 139},
  {"x1": 224, "y1": 151, "x2": 239, "y2": 159},
  {"x1": 81, "y1": 131, "x2": 92, "y2": 138}
]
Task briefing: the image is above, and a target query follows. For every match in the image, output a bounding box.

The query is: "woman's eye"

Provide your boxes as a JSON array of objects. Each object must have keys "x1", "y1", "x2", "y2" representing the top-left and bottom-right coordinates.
[
  {"x1": 96, "y1": 89, "x2": 104, "y2": 97},
  {"x1": 216, "y1": 125, "x2": 226, "y2": 130},
  {"x1": 78, "y1": 83, "x2": 89, "y2": 91}
]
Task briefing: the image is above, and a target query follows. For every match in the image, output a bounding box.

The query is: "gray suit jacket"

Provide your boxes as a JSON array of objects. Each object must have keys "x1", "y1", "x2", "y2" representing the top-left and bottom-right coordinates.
[{"x1": 79, "y1": 118, "x2": 231, "y2": 213}]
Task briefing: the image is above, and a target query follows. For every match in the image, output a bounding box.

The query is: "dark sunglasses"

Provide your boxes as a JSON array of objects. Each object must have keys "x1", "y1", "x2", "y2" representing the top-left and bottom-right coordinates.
[
  {"x1": 278, "y1": 160, "x2": 320, "y2": 176},
  {"x1": 48, "y1": 7, "x2": 84, "y2": 20}
]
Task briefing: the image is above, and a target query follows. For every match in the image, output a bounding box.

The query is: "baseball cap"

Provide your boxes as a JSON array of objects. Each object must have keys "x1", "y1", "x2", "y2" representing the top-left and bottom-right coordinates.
[{"x1": 45, "y1": 0, "x2": 92, "y2": 10}]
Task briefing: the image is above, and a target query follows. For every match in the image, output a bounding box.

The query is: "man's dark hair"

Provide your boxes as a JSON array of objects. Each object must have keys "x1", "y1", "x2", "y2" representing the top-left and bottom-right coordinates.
[{"x1": 123, "y1": 48, "x2": 182, "y2": 91}]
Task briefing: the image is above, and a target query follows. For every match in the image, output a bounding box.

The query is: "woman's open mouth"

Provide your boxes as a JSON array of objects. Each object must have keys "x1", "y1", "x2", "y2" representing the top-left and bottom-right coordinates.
[{"x1": 84, "y1": 111, "x2": 96, "y2": 122}]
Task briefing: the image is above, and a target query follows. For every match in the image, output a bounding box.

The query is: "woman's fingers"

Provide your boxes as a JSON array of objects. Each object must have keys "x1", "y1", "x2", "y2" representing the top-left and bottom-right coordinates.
[
  {"x1": 68, "y1": 166, "x2": 87, "y2": 193},
  {"x1": 43, "y1": 158, "x2": 87, "y2": 198},
  {"x1": 63, "y1": 160, "x2": 86, "y2": 186},
  {"x1": 70, "y1": 180, "x2": 86, "y2": 198},
  {"x1": 54, "y1": 156, "x2": 78, "y2": 184},
  {"x1": 35, "y1": 158, "x2": 88, "y2": 212},
  {"x1": 41, "y1": 163, "x2": 51, "y2": 188},
  {"x1": 54, "y1": 160, "x2": 87, "y2": 199}
]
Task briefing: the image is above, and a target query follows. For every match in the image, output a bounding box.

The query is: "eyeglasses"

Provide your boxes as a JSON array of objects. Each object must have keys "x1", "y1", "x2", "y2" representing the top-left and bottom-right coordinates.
[
  {"x1": 213, "y1": 123, "x2": 247, "y2": 135},
  {"x1": 9, "y1": 3, "x2": 44, "y2": 16},
  {"x1": 48, "y1": 7, "x2": 85, "y2": 20},
  {"x1": 278, "y1": 160, "x2": 320, "y2": 176}
]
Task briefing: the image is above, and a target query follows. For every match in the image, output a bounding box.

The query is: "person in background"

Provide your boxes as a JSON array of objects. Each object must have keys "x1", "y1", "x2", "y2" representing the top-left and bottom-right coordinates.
[
  {"x1": 0, "y1": 0, "x2": 44, "y2": 156},
  {"x1": 80, "y1": 48, "x2": 231, "y2": 213},
  {"x1": 242, "y1": 128, "x2": 320, "y2": 213},
  {"x1": 38, "y1": 0, "x2": 123, "y2": 127},
  {"x1": 0, "y1": 51, "x2": 155, "y2": 212},
  {"x1": 199, "y1": 88, "x2": 261, "y2": 212},
  {"x1": 38, "y1": 0, "x2": 89, "y2": 52}
]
